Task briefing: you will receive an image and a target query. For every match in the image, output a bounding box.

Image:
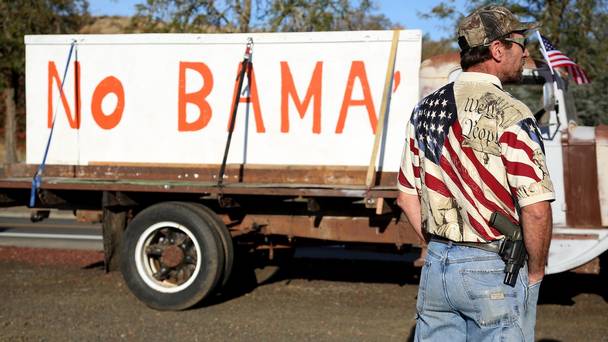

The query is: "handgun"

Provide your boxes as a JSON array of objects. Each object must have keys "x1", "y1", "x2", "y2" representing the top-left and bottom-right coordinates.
[{"x1": 490, "y1": 212, "x2": 526, "y2": 287}]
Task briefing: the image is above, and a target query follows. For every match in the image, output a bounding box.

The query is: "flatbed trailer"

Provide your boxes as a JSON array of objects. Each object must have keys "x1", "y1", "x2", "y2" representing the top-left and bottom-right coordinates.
[
  {"x1": 0, "y1": 164, "x2": 407, "y2": 234},
  {"x1": 1, "y1": 164, "x2": 420, "y2": 310}
]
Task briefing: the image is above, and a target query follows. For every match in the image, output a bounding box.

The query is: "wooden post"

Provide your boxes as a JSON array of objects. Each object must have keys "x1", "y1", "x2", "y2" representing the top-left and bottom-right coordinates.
[{"x1": 365, "y1": 30, "x2": 400, "y2": 189}]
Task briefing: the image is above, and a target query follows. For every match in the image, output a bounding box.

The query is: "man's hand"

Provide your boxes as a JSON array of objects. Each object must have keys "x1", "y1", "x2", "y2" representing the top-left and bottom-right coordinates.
[
  {"x1": 520, "y1": 201, "x2": 553, "y2": 284},
  {"x1": 396, "y1": 192, "x2": 425, "y2": 243}
]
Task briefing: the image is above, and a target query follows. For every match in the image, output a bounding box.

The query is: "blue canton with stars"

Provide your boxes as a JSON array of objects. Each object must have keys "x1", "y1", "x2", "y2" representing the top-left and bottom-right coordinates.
[
  {"x1": 518, "y1": 117, "x2": 545, "y2": 154},
  {"x1": 410, "y1": 83, "x2": 458, "y2": 164}
]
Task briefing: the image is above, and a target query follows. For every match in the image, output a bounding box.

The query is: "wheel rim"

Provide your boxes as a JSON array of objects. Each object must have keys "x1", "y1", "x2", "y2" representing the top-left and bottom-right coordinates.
[{"x1": 134, "y1": 221, "x2": 202, "y2": 293}]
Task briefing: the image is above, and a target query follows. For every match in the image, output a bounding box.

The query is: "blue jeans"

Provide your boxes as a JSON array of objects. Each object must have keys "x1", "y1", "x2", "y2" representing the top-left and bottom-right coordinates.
[{"x1": 414, "y1": 241, "x2": 541, "y2": 342}]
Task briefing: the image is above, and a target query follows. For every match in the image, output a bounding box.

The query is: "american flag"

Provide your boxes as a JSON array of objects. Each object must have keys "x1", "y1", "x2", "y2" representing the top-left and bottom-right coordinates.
[
  {"x1": 540, "y1": 35, "x2": 590, "y2": 84},
  {"x1": 398, "y1": 82, "x2": 548, "y2": 242}
]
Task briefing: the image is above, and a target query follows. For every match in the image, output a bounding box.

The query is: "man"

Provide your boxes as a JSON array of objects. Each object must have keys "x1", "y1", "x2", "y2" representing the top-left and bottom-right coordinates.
[{"x1": 397, "y1": 5, "x2": 554, "y2": 342}]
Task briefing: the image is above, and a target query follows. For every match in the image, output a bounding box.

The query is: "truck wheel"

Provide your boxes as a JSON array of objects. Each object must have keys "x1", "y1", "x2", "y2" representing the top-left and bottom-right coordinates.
[
  {"x1": 120, "y1": 202, "x2": 224, "y2": 310},
  {"x1": 176, "y1": 202, "x2": 234, "y2": 288}
]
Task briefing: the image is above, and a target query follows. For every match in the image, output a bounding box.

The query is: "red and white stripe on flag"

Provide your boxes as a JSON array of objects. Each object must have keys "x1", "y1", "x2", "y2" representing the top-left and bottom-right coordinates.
[{"x1": 541, "y1": 35, "x2": 590, "y2": 85}]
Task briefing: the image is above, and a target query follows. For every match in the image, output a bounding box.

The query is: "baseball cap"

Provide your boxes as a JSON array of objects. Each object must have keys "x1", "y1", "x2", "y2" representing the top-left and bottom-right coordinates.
[{"x1": 457, "y1": 5, "x2": 540, "y2": 50}]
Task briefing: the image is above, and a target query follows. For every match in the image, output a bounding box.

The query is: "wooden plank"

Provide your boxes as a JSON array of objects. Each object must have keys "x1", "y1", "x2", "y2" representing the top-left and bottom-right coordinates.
[
  {"x1": 3, "y1": 163, "x2": 398, "y2": 187},
  {"x1": 0, "y1": 177, "x2": 399, "y2": 198},
  {"x1": 366, "y1": 29, "x2": 400, "y2": 189}
]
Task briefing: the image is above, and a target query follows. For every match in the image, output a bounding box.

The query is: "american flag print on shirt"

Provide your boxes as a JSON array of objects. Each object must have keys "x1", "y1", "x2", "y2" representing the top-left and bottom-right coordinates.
[{"x1": 398, "y1": 72, "x2": 555, "y2": 242}]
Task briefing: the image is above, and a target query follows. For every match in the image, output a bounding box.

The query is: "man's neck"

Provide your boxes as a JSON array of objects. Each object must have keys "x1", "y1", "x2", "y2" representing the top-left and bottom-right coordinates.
[{"x1": 465, "y1": 61, "x2": 500, "y2": 77}]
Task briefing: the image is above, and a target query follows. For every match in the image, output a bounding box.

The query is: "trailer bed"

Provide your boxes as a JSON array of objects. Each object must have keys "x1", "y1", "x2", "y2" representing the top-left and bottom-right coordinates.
[{"x1": 0, "y1": 164, "x2": 399, "y2": 200}]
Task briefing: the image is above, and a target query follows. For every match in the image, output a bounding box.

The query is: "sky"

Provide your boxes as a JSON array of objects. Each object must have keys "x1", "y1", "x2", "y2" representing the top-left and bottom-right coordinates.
[{"x1": 88, "y1": 0, "x2": 468, "y2": 41}]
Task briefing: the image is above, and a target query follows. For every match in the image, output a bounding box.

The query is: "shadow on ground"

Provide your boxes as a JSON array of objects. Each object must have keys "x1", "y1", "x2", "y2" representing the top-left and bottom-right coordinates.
[
  {"x1": 539, "y1": 272, "x2": 607, "y2": 305},
  {"x1": 81, "y1": 246, "x2": 606, "y2": 309},
  {"x1": 195, "y1": 249, "x2": 422, "y2": 308},
  {"x1": 272, "y1": 257, "x2": 421, "y2": 285}
]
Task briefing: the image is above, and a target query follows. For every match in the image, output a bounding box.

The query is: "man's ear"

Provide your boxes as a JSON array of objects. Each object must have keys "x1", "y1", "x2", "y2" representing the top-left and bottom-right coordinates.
[{"x1": 489, "y1": 40, "x2": 504, "y2": 62}]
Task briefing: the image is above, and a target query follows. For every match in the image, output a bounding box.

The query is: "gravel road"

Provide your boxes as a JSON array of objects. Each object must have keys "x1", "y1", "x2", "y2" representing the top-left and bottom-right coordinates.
[{"x1": 0, "y1": 246, "x2": 606, "y2": 341}]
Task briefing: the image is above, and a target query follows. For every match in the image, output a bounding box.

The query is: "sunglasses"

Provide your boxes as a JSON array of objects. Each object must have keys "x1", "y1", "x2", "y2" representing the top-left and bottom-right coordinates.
[{"x1": 504, "y1": 37, "x2": 528, "y2": 50}]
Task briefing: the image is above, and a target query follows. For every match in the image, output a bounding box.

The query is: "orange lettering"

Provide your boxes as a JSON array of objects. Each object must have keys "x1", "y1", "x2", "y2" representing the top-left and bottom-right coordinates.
[
  {"x1": 178, "y1": 62, "x2": 214, "y2": 132},
  {"x1": 48, "y1": 61, "x2": 81, "y2": 128},
  {"x1": 228, "y1": 63, "x2": 265, "y2": 132},
  {"x1": 393, "y1": 71, "x2": 401, "y2": 93},
  {"x1": 280, "y1": 62, "x2": 323, "y2": 134},
  {"x1": 91, "y1": 76, "x2": 125, "y2": 130},
  {"x1": 335, "y1": 61, "x2": 377, "y2": 133}
]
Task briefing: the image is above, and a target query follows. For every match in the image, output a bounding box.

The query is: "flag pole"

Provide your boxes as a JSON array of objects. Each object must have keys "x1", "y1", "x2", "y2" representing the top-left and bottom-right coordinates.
[
  {"x1": 535, "y1": 30, "x2": 564, "y2": 138},
  {"x1": 535, "y1": 31, "x2": 555, "y2": 75}
]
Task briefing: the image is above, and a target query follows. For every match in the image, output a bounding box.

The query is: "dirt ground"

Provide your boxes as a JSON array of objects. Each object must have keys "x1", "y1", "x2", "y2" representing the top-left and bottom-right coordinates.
[{"x1": 0, "y1": 246, "x2": 606, "y2": 341}]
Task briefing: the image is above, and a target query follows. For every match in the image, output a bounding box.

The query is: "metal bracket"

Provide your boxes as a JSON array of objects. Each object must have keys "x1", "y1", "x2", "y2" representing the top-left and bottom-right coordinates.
[
  {"x1": 38, "y1": 189, "x2": 68, "y2": 207},
  {"x1": 102, "y1": 191, "x2": 137, "y2": 208},
  {"x1": 365, "y1": 197, "x2": 392, "y2": 215},
  {"x1": 218, "y1": 195, "x2": 239, "y2": 209}
]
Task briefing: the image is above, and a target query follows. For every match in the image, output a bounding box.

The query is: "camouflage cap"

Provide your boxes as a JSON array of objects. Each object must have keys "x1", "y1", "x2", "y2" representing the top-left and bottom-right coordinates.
[{"x1": 457, "y1": 5, "x2": 539, "y2": 50}]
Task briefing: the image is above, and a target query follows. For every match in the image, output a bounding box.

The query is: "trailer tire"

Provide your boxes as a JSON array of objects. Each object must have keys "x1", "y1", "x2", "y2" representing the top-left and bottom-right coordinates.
[
  {"x1": 120, "y1": 202, "x2": 224, "y2": 310},
  {"x1": 176, "y1": 202, "x2": 234, "y2": 288}
]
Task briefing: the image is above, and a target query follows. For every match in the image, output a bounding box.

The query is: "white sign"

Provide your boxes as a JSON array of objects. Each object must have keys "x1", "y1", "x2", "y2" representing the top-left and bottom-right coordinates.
[{"x1": 25, "y1": 31, "x2": 421, "y2": 171}]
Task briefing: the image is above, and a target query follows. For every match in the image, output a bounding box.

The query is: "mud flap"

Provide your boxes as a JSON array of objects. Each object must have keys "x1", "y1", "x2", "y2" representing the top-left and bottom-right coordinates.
[{"x1": 102, "y1": 208, "x2": 127, "y2": 272}]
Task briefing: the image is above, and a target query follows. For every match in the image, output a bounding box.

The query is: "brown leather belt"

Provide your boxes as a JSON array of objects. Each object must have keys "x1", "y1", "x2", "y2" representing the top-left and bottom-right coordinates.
[{"x1": 430, "y1": 235, "x2": 502, "y2": 254}]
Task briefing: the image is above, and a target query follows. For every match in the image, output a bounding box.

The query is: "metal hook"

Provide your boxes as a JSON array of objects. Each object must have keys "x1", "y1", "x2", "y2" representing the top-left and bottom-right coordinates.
[{"x1": 245, "y1": 37, "x2": 253, "y2": 59}]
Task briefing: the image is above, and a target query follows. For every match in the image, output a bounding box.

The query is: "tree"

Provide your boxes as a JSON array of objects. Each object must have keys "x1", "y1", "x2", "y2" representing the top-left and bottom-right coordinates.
[
  {"x1": 0, "y1": 0, "x2": 90, "y2": 163},
  {"x1": 421, "y1": 36, "x2": 457, "y2": 61},
  {"x1": 422, "y1": 0, "x2": 608, "y2": 125},
  {"x1": 130, "y1": 0, "x2": 394, "y2": 33},
  {"x1": 264, "y1": 0, "x2": 393, "y2": 32},
  {"x1": 130, "y1": 0, "x2": 262, "y2": 33}
]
